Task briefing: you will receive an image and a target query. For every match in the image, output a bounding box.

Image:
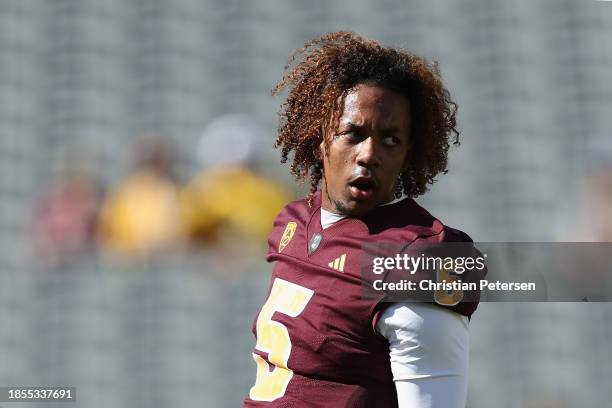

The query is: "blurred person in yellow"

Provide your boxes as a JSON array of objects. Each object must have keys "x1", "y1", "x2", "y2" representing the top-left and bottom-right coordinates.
[
  {"x1": 97, "y1": 137, "x2": 184, "y2": 255},
  {"x1": 181, "y1": 114, "x2": 291, "y2": 250}
]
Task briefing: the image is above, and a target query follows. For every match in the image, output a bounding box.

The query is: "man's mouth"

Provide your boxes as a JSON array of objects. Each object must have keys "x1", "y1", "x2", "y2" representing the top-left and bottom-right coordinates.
[{"x1": 348, "y1": 176, "x2": 377, "y2": 201}]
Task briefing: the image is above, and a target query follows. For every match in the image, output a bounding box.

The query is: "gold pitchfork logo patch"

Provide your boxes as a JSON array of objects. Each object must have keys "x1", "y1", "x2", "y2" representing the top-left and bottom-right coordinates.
[{"x1": 279, "y1": 221, "x2": 297, "y2": 253}]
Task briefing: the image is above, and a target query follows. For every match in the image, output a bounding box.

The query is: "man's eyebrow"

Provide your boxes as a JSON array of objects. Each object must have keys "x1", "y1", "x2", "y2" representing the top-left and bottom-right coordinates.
[
  {"x1": 338, "y1": 122, "x2": 401, "y2": 134},
  {"x1": 381, "y1": 128, "x2": 400, "y2": 134},
  {"x1": 339, "y1": 121, "x2": 363, "y2": 129}
]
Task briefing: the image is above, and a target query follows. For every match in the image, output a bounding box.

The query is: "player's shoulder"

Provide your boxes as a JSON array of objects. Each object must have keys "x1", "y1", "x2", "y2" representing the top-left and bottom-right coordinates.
[
  {"x1": 267, "y1": 194, "x2": 318, "y2": 255},
  {"x1": 368, "y1": 198, "x2": 473, "y2": 243},
  {"x1": 399, "y1": 197, "x2": 474, "y2": 242},
  {"x1": 440, "y1": 225, "x2": 473, "y2": 243},
  {"x1": 272, "y1": 195, "x2": 316, "y2": 228},
  {"x1": 415, "y1": 201, "x2": 473, "y2": 243}
]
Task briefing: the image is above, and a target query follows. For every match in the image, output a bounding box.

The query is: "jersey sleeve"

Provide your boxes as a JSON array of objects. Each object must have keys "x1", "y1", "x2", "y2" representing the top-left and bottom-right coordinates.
[{"x1": 376, "y1": 302, "x2": 470, "y2": 408}]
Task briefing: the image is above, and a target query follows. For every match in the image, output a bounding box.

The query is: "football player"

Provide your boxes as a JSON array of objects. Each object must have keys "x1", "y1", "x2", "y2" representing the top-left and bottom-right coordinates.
[{"x1": 244, "y1": 31, "x2": 485, "y2": 408}]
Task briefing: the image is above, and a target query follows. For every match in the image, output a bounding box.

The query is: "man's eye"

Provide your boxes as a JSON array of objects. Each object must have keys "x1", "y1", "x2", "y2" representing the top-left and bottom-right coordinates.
[
  {"x1": 335, "y1": 131, "x2": 358, "y2": 141},
  {"x1": 382, "y1": 135, "x2": 400, "y2": 146}
]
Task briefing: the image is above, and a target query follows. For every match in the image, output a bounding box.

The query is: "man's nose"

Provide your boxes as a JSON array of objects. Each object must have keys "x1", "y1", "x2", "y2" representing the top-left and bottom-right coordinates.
[{"x1": 356, "y1": 136, "x2": 381, "y2": 168}]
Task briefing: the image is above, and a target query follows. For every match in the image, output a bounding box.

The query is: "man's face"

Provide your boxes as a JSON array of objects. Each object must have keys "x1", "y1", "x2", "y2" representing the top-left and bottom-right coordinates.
[{"x1": 320, "y1": 84, "x2": 411, "y2": 217}]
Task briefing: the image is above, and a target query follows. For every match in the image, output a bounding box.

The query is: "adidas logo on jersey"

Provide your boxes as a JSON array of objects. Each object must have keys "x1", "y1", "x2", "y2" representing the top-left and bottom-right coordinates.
[{"x1": 328, "y1": 254, "x2": 347, "y2": 272}]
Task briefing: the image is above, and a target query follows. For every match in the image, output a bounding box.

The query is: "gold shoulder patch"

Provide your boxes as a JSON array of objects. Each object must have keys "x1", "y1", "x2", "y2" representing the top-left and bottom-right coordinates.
[{"x1": 279, "y1": 221, "x2": 297, "y2": 253}]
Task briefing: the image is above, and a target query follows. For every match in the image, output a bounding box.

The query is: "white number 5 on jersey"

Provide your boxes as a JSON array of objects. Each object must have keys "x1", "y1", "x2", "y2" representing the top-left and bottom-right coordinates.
[{"x1": 249, "y1": 278, "x2": 314, "y2": 402}]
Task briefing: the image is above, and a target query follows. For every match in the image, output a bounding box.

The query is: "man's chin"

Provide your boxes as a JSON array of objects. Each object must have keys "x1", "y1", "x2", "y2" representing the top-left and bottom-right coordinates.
[{"x1": 333, "y1": 197, "x2": 379, "y2": 217}]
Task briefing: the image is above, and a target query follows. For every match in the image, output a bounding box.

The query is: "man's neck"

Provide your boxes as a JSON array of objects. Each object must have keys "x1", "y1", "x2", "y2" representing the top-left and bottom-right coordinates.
[{"x1": 320, "y1": 194, "x2": 407, "y2": 229}]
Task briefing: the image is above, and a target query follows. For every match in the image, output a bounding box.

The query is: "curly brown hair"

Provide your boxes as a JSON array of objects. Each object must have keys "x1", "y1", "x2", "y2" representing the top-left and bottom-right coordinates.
[{"x1": 272, "y1": 31, "x2": 459, "y2": 202}]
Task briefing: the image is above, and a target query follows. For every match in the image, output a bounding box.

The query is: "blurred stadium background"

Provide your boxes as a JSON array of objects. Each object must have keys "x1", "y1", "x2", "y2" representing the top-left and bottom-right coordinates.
[{"x1": 1, "y1": 0, "x2": 611, "y2": 407}]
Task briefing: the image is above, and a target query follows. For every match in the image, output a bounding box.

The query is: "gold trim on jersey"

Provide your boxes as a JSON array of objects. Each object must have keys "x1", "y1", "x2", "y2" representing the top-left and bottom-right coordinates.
[{"x1": 279, "y1": 221, "x2": 297, "y2": 253}]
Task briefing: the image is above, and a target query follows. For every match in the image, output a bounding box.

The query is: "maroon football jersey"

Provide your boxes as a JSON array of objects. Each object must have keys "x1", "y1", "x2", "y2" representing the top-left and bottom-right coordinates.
[{"x1": 244, "y1": 192, "x2": 483, "y2": 407}]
